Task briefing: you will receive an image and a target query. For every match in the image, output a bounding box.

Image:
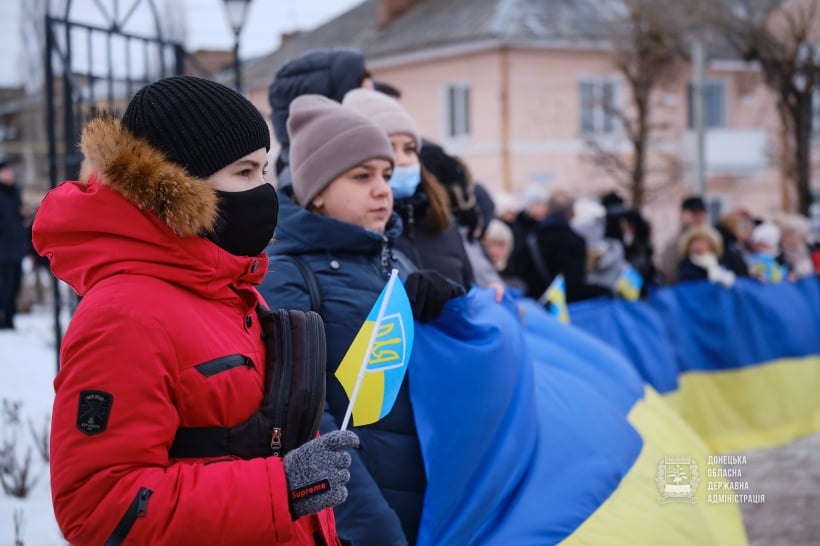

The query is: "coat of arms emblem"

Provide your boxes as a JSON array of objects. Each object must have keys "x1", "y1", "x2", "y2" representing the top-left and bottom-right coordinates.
[{"x1": 657, "y1": 455, "x2": 698, "y2": 504}]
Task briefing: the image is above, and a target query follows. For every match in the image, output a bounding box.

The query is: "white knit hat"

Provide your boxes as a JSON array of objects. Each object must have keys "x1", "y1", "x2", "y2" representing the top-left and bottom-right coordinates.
[
  {"x1": 342, "y1": 88, "x2": 421, "y2": 149},
  {"x1": 751, "y1": 222, "x2": 781, "y2": 250}
]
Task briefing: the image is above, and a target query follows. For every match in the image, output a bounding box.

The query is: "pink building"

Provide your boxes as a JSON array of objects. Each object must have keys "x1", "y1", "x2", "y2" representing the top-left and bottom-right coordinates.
[{"x1": 242, "y1": 0, "x2": 819, "y2": 247}]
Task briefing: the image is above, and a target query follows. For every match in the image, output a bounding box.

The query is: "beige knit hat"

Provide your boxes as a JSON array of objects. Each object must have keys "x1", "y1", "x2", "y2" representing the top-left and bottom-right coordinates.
[
  {"x1": 288, "y1": 94, "x2": 394, "y2": 206},
  {"x1": 342, "y1": 88, "x2": 421, "y2": 149}
]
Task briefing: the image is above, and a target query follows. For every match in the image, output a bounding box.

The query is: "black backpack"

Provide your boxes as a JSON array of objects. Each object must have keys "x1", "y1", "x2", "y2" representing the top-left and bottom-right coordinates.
[{"x1": 169, "y1": 307, "x2": 326, "y2": 459}]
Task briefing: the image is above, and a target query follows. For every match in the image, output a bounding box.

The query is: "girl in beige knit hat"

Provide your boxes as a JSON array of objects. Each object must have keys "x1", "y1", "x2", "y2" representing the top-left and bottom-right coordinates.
[{"x1": 342, "y1": 88, "x2": 476, "y2": 290}]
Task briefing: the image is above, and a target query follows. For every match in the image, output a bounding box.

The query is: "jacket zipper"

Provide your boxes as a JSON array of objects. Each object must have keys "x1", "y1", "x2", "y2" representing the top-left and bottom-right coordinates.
[
  {"x1": 270, "y1": 310, "x2": 292, "y2": 457},
  {"x1": 194, "y1": 354, "x2": 251, "y2": 377},
  {"x1": 406, "y1": 202, "x2": 416, "y2": 240},
  {"x1": 103, "y1": 487, "x2": 153, "y2": 546},
  {"x1": 380, "y1": 235, "x2": 391, "y2": 275}
]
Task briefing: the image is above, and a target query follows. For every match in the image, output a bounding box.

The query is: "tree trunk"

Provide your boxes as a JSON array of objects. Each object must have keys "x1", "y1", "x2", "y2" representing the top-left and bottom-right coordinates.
[
  {"x1": 793, "y1": 93, "x2": 813, "y2": 216},
  {"x1": 777, "y1": 100, "x2": 794, "y2": 211},
  {"x1": 631, "y1": 95, "x2": 649, "y2": 207}
]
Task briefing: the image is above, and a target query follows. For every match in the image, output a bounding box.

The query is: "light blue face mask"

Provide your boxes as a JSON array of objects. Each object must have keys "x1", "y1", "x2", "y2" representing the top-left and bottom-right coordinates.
[{"x1": 388, "y1": 163, "x2": 422, "y2": 199}]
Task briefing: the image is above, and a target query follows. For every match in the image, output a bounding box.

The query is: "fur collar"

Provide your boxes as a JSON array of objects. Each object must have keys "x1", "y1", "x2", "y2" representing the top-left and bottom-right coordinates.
[{"x1": 78, "y1": 115, "x2": 218, "y2": 237}]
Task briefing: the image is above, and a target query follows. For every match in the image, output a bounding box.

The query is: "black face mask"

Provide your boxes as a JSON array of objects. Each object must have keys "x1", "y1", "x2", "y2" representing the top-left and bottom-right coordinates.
[{"x1": 207, "y1": 184, "x2": 279, "y2": 257}]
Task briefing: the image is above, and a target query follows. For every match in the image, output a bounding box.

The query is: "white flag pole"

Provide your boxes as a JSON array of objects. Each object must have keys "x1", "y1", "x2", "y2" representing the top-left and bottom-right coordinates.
[{"x1": 340, "y1": 269, "x2": 400, "y2": 431}]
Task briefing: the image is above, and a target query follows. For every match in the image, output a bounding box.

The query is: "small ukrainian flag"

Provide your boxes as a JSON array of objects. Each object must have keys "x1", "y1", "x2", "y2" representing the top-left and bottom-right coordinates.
[
  {"x1": 539, "y1": 274, "x2": 570, "y2": 323},
  {"x1": 335, "y1": 269, "x2": 415, "y2": 428},
  {"x1": 616, "y1": 265, "x2": 644, "y2": 301}
]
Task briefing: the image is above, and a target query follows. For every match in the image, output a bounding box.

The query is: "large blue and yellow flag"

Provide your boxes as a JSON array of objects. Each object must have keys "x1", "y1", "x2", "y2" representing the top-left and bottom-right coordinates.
[
  {"x1": 336, "y1": 269, "x2": 414, "y2": 428},
  {"x1": 409, "y1": 288, "x2": 747, "y2": 545},
  {"x1": 570, "y1": 277, "x2": 820, "y2": 452}
]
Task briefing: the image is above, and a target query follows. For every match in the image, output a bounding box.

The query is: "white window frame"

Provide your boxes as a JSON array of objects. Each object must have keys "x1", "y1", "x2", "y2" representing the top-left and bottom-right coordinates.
[
  {"x1": 705, "y1": 195, "x2": 728, "y2": 225},
  {"x1": 443, "y1": 82, "x2": 470, "y2": 139},
  {"x1": 578, "y1": 77, "x2": 620, "y2": 136},
  {"x1": 687, "y1": 79, "x2": 727, "y2": 129}
]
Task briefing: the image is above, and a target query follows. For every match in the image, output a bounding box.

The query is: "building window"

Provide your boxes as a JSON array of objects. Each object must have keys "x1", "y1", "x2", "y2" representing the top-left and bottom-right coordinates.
[
  {"x1": 579, "y1": 79, "x2": 618, "y2": 135},
  {"x1": 705, "y1": 196, "x2": 726, "y2": 225},
  {"x1": 687, "y1": 80, "x2": 726, "y2": 129},
  {"x1": 445, "y1": 84, "x2": 470, "y2": 138}
]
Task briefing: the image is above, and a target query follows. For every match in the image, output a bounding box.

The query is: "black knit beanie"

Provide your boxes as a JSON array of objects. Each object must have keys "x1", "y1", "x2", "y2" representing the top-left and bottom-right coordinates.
[{"x1": 122, "y1": 76, "x2": 270, "y2": 179}]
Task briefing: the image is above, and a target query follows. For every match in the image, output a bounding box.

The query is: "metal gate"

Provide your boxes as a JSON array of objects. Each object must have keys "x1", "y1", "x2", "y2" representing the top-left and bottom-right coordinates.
[{"x1": 44, "y1": 0, "x2": 185, "y2": 367}]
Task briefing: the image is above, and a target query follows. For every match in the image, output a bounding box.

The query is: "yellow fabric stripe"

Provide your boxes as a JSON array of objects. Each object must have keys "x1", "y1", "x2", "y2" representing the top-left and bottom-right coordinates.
[
  {"x1": 561, "y1": 387, "x2": 748, "y2": 546},
  {"x1": 663, "y1": 356, "x2": 820, "y2": 453}
]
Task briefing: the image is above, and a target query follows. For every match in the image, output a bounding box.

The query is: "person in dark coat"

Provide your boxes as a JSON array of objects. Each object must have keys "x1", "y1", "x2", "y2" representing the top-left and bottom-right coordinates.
[
  {"x1": 259, "y1": 95, "x2": 463, "y2": 546},
  {"x1": 0, "y1": 158, "x2": 26, "y2": 329},
  {"x1": 343, "y1": 88, "x2": 474, "y2": 289},
  {"x1": 268, "y1": 48, "x2": 371, "y2": 188},
  {"x1": 509, "y1": 184, "x2": 549, "y2": 258},
  {"x1": 715, "y1": 210, "x2": 753, "y2": 278},
  {"x1": 677, "y1": 224, "x2": 737, "y2": 287},
  {"x1": 657, "y1": 195, "x2": 709, "y2": 284},
  {"x1": 414, "y1": 144, "x2": 505, "y2": 290},
  {"x1": 620, "y1": 208, "x2": 659, "y2": 296},
  {"x1": 512, "y1": 190, "x2": 611, "y2": 303}
]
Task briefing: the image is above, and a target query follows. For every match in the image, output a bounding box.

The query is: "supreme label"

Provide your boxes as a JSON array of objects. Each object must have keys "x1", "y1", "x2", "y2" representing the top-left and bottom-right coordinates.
[{"x1": 289, "y1": 479, "x2": 330, "y2": 501}]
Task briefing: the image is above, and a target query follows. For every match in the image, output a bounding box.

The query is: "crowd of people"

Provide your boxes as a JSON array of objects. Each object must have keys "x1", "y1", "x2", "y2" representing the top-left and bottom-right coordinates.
[
  {"x1": 2, "y1": 45, "x2": 817, "y2": 545},
  {"x1": 485, "y1": 189, "x2": 820, "y2": 303}
]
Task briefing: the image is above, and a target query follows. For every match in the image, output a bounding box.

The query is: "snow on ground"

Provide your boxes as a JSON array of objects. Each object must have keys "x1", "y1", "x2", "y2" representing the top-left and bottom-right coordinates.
[{"x1": 0, "y1": 305, "x2": 67, "y2": 546}]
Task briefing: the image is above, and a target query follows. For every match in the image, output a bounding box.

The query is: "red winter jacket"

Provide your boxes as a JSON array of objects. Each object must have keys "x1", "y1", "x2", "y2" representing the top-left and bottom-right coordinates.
[{"x1": 32, "y1": 116, "x2": 338, "y2": 546}]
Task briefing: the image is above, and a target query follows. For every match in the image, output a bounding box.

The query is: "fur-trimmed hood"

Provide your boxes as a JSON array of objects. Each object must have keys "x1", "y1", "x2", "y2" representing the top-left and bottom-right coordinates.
[
  {"x1": 78, "y1": 115, "x2": 218, "y2": 236},
  {"x1": 32, "y1": 115, "x2": 266, "y2": 298}
]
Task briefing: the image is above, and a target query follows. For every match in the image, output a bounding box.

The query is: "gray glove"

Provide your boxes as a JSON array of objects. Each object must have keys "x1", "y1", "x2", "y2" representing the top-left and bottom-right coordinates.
[{"x1": 283, "y1": 430, "x2": 359, "y2": 519}]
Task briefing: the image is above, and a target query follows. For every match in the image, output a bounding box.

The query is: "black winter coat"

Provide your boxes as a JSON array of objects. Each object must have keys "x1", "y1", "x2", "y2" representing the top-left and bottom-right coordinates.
[
  {"x1": 513, "y1": 214, "x2": 611, "y2": 303},
  {"x1": 715, "y1": 224, "x2": 750, "y2": 278},
  {"x1": 393, "y1": 191, "x2": 474, "y2": 289},
  {"x1": 259, "y1": 190, "x2": 421, "y2": 546},
  {"x1": 268, "y1": 48, "x2": 365, "y2": 186},
  {"x1": 0, "y1": 183, "x2": 26, "y2": 263}
]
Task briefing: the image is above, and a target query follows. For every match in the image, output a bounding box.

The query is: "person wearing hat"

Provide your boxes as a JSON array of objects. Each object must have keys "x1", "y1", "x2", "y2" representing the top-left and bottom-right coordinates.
[
  {"x1": 0, "y1": 156, "x2": 26, "y2": 329},
  {"x1": 747, "y1": 221, "x2": 788, "y2": 283},
  {"x1": 269, "y1": 48, "x2": 373, "y2": 189},
  {"x1": 413, "y1": 143, "x2": 509, "y2": 292},
  {"x1": 258, "y1": 94, "x2": 464, "y2": 546},
  {"x1": 677, "y1": 223, "x2": 737, "y2": 287},
  {"x1": 343, "y1": 88, "x2": 474, "y2": 290},
  {"x1": 657, "y1": 195, "x2": 710, "y2": 284},
  {"x1": 33, "y1": 76, "x2": 358, "y2": 545}
]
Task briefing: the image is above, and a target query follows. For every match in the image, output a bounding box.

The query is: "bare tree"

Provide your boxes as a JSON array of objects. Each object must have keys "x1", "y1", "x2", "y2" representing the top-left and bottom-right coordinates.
[
  {"x1": 583, "y1": 0, "x2": 690, "y2": 206},
  {"x1": 19, "y1": 0, "x2": 48, "y2": 93},
  {"x1": 708, "y1": 0, "x2": 820, "y2": 214}
]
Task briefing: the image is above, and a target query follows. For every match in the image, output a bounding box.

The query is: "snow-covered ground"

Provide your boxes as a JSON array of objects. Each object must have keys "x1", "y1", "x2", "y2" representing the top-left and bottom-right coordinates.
[{"x1": 0, "y1": 304, "x2": 67, "y2": 545}]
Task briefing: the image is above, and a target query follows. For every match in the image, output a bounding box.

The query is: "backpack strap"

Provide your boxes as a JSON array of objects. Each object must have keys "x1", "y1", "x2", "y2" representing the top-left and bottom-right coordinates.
[{"x1": 291, "y1": 255, "x2": 322, "y2": 315}]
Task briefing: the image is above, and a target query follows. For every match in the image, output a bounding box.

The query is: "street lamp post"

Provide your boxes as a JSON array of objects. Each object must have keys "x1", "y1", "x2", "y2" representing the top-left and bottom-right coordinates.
[{"x1": 222, "y1": 0, "x2": 252, "y2": 92}]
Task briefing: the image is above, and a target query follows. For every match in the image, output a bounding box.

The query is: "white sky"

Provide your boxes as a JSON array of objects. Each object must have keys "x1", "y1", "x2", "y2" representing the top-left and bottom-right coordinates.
[
  {"x1": 0, "y1": 0, "x2": 363, "y2": 87},
  {"x1": 185, "y1": 0, "x2": 362, "y2": 57}
]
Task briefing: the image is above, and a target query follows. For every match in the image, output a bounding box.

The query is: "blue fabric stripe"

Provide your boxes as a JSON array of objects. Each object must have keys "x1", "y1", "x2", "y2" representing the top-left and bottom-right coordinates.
[
  {"x1": 410, "y1": 289, "x2": 642, "y2": 544},
  {"x1": 570, "y1": 277, "x2": 820, "y2": 389}
]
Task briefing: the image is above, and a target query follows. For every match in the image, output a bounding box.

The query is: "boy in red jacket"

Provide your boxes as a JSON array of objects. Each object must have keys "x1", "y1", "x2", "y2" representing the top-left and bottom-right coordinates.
[{"x1": 33, "y1": 76, "x2": 357, "y2": 545}]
